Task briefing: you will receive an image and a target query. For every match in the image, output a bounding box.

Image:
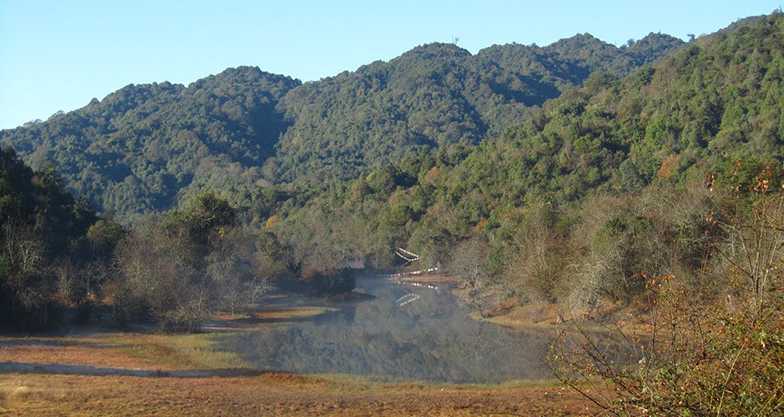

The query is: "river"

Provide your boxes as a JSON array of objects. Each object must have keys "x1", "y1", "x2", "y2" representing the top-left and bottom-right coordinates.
[{"x1": 219, "y1": 275, "x2": 555, "y2": 384}]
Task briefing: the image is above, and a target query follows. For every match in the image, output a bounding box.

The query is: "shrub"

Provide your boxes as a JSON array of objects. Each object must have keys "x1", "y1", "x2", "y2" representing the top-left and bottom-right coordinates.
[{"x1": 551, "y1": 193, "x2": 784, "y2": 416}]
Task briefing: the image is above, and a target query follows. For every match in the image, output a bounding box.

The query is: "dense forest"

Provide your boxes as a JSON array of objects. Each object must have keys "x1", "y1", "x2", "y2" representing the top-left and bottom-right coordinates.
[
  {"x1": 0, "y1": 29, "x2": 690, "y2": 322},
  {"x1": 262, "y1": 12, "x2": 784, "y2": 298},
  {"x1": 0, "y1": 145, "x2": 306, "y2": 331},
  {"x1": 1, "y1": 12, "x2": 780, "y2": 320},
  {"x1": 273, "y1": 32, "x2": 683, "y2": 181},
  {"x1": 0, "y1": 68, "x2": 299, "y2": 218},
  {"x1": 0, "y1": 148, "x2": 99, "y2": 329},
  {"x1": 0, "y1": 33, "x2": 682, "y2": 220}
]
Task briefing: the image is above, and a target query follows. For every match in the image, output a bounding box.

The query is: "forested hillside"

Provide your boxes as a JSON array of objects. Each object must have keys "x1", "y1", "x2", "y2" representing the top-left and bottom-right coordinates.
[
  {"x1": 266, "y1": 13, "x2": 784, "y2": 303},
  {"x1": 5, "y1": 10, "x2": 783, "y2": 317},
  {"x1": 273, "y1": 33, "x2": 683, "y2": 181},
  {"x1": 3, "y1": 13, "x2": 780, "y2": 306},
  {"x1": 1, "y1": 68, "x2": 299, "y2": 218},
  {"x1": 1, "y1": 33, "x2": 682, "y2": 219}
]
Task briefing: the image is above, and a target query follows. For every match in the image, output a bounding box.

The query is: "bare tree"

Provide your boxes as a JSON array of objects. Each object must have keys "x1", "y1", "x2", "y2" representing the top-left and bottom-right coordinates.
[
  {"x1": 1, "y1": 223, "x2": 48, "y2": 312},
  {"x1": 448, "y1": 237, "x2": 492, "y2": 315},
  {"x1": 718, "y1": 194, "x2": 784, "y2": 312}
]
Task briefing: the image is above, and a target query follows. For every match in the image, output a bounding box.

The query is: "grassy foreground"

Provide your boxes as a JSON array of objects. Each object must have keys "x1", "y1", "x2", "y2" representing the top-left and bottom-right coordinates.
[{"x1": 0, "y1": 326, "x2": 598, "y2": 416}]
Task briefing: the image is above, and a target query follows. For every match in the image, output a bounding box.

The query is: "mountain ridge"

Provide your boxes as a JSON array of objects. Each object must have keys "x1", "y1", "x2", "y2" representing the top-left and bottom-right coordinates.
[{"x1": 2, "y1": 31, "x2": 686, "y2": 219}]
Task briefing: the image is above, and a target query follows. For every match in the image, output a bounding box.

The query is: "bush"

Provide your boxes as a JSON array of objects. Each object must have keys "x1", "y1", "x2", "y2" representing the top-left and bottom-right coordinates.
[
  {"x1": 551, "y1": 193, "x2": 784, "y2": 416},
  {"x1": 109, "y1": 194, "x2": 285, "y2": 330}
]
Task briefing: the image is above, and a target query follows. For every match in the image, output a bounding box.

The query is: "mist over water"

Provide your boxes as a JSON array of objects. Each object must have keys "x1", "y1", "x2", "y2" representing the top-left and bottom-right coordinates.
[{"x1": 221, "y1": 276, "x2": 555, "y2": 383}]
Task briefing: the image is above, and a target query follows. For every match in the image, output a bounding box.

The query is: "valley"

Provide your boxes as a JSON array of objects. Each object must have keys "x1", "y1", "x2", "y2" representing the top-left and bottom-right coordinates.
[{"x1": 1, "y1": 7, "x2": 783, "y2": 416}]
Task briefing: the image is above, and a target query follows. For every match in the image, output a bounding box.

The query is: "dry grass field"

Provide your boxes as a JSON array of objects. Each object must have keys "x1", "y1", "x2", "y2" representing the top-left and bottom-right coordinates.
[{"x1": 0, "y1": 325, "x2": 599, "y2": 416}]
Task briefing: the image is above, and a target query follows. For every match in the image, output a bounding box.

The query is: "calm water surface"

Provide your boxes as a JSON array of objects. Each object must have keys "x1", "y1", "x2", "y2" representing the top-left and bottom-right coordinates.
[{"x1": 220, "y1": 276, "x2": 555, "y2": 383}]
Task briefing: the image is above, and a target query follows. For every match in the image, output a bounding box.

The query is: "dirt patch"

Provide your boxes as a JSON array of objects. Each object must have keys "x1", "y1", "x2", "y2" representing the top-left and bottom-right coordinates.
[
  {"x1": 200, "y1": 304, "x2": 348, "y2": 333},
  {"x1": 392, "y1": 273, "x2": 461, "y2": 285},
  {"x1": 253, "y1": 306, "x2": 338, "y2": 321},
  {"x1": 480, "y1": 304, "x2": 564, "y2": 328},
  {"x1": 201, "y1": 306, "x2": 340, "y2": 332}
]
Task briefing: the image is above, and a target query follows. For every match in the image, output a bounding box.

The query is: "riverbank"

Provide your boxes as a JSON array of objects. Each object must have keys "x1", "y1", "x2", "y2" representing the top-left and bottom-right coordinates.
[
  {"x1": 393, "y1": 273, "x2": 567, "y2": 329},
  {"x1": 421, "y1": 273, "x2": 653, "y2": 335},
  {"x1": 0, "y1": 327, "x2": 599, "y2": 416}
]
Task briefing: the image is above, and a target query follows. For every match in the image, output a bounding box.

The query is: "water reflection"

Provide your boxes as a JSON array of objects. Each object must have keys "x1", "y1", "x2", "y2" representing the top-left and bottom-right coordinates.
[{"x1": 222, "y1": 277, "x2": 554, "y2": 383}]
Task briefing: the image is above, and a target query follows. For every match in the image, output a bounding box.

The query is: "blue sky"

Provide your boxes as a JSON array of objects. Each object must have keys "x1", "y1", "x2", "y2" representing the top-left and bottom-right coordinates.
[{"x1": 1, "y1": 0, "x2": 779, "y2": 129}]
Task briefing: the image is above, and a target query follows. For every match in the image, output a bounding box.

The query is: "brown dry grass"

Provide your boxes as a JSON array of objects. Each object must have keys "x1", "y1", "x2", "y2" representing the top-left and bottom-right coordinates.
[
  {"x1": 0, "y1": 331, "x2": 598, "y2": 416},
  {"x1": 471, "y1": 298, "x2": 656, "y2": 339},
  {"x1": 252, "y1": 306, "x2": 338, "y2": 320},
  {"x1": 394, "y1": 274, "x2": 461, "y2": 285},
  {"x1": 0, "y1": 372, "x2": 600, "y2": 416}
]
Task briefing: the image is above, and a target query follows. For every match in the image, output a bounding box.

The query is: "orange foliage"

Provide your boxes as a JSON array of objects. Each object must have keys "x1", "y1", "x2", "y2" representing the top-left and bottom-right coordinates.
[
  {"x1": 264, "y1": 215, "x2": 280, "y2": 229},
  {"x1": 656, "y1": 154, "x2": 680, "y2": 179},
  {"x1": 473, "y1": 218, "x2": 488, "y2": 233},
  {"x1": 423, "y1": 166, "x2": 441, "y2": 185}
]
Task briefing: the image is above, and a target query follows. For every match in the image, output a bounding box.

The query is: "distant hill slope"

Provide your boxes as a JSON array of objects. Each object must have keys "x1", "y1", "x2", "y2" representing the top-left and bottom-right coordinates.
[
  {"x1": 445, "y1": 12, "x2": 784, "y2": 206},
  {"x1": 1, "y1": 68, "x2": 300, "y2": 217},
  {"x1": 417, "y1": 12, "x2": 784, "y2": 229},
  {"x1": 273, "y1": 33, "x2": 684, "y2": 181},
  {"x1": 1, "y1": 33, "x2": 683, "y2": 219},
  {"x1": 268, "y1": 13, "x2": 784, "y2": 271}
]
